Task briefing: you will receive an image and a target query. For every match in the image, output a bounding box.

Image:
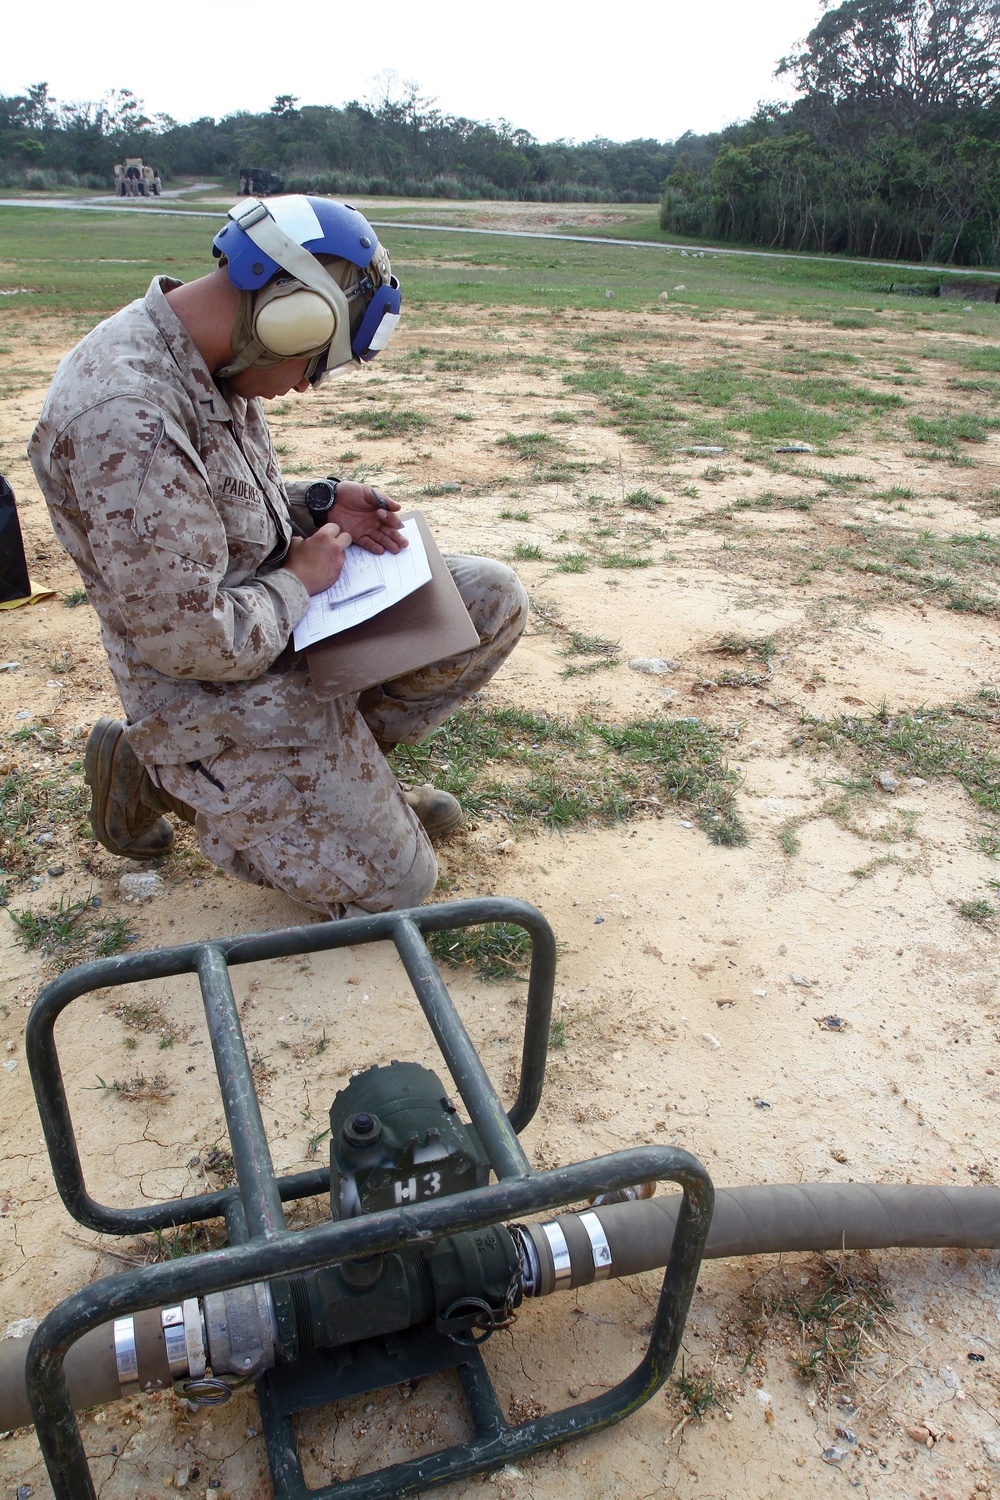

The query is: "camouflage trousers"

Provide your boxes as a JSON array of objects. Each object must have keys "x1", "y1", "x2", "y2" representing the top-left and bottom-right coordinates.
[{"x1": 155, "y1": 556, "x2": 527, "y2": 919}]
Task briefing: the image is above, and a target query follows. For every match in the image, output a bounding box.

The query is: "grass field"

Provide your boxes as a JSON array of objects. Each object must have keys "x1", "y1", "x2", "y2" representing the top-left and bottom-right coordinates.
[{"x1": 0, "y1": 202, "x2": 995, "y2": 323}]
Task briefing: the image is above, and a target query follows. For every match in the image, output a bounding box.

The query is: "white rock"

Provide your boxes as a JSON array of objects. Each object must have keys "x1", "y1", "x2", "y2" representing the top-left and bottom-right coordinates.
[
  {"x1": 628, "y1": 658, "x2": 677, "y2": 675},
  {"x1": 983, "y1": 1431, "x2": 1000, "y2": 1466},
  {"x1": 878, "y1": 771, "x2": 899, "y2": 793},
  {"x1": 790, "y1": 973, "x2": 812, "y2": 988},
  {"x1": 2, "y1": 1318, "x2": 39, "y2": 1340},
  {"x1": 119, "y1": 871, "x2": 165, "y2": 902},
  {"x1": 702, "y1": 1032, "x2": 722, "y2": 1050}
]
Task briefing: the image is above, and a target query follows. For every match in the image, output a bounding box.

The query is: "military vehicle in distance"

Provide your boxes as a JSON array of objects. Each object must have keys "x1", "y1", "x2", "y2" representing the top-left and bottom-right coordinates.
[
  {"x1": 113, "y1": 159, "x2": 161, "y2": 197},
  {"x1": 238, "y1": 167, "x2": 285, "y2": 197}
]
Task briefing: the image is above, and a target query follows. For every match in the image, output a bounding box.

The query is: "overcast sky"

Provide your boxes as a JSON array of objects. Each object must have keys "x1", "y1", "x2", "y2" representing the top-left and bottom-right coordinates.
[{"x1": 5, "y1": 0, "x2": 820, "y2": 144}]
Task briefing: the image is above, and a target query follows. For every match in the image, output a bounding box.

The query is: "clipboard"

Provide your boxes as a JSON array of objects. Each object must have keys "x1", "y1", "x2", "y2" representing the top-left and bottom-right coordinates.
[{"x1": 306, "y1": 511, "x2": 480, "y2": 700}]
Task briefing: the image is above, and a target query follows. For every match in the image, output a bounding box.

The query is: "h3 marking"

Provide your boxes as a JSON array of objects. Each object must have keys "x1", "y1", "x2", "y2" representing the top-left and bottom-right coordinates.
[{"x1": 393, "y1": 1171, "x2": 443, "y2": 1205}]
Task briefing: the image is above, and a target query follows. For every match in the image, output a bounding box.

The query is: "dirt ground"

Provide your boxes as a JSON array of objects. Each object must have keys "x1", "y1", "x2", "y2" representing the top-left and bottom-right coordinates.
[{"x1": 2, "y1": 283, "x2": 1000, "y2": 1500}]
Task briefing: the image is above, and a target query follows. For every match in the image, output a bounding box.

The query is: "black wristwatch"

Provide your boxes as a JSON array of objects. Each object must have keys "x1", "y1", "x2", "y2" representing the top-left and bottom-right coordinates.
[{"x1": 304, "y1": 477, "x2": 340, "y2": 527}]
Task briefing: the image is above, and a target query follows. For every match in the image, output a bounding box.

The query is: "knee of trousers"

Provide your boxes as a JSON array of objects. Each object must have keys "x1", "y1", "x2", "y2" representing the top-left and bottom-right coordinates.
[
  {"x1": 354, "y1": 831, "x2": 438, "y2": 914},
  {"x1": 465, "y1": 560, "x2": 529, "y2": 644}
]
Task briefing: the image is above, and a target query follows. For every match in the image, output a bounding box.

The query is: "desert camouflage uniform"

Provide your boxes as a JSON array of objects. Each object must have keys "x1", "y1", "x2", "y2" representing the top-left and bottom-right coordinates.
[{"x1": 29, "y1": 276, "x2": 527, "y2": 916}]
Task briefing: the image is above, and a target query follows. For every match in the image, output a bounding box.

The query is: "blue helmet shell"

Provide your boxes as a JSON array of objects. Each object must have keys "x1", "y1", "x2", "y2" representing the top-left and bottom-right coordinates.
[{"x1": 213, "y1": 197, "x2": 383, "y2": 291}]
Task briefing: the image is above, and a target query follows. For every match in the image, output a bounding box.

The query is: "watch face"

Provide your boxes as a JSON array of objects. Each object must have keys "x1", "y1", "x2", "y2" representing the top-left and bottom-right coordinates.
[{"x1": 305, "y1": 480, "x2": 336, "y2": 512}]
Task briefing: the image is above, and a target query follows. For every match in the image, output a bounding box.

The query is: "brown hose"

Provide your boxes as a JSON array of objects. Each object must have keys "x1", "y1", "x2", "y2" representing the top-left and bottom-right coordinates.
[
  {"x1": 3, "y1": 1184, "x2": 998, "y2": 1429},
  {"x1": 0, "y1": 1308, "x2": 171, "y2": 1432},
  {"x1": 522, "y1": 1182, "x2": 1000, "y2": 1294}
]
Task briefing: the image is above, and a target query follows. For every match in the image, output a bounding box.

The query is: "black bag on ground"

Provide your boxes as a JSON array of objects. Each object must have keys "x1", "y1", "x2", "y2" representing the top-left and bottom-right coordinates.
[{"x1": 0, "y1": 474, "x2": 32, "y2": 603}]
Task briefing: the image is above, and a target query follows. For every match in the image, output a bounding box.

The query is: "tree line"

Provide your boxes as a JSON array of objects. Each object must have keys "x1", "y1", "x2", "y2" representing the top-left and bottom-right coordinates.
[
  {"x1": 4, "y1": 3, "x2": 1000, "y2": 265},
  {"x1": 0, "y1": 79, "x2": 673, "y2": 203},
  {"x1": 661, "y1": 0, "x2": 1000, "y2": 266}
]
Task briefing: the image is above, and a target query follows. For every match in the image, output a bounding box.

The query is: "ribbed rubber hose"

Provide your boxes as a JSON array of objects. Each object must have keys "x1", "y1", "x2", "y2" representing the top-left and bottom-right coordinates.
[
  {"x1": 522, "y1": 1183, "x2": 1000, "y2": 1294},
  {"x1": 0, "y1": 1308, "x2": 170, "y2": 1432},
  {"x1": 2, "y1": 1184, "x2": 997, "y2": 1430}
]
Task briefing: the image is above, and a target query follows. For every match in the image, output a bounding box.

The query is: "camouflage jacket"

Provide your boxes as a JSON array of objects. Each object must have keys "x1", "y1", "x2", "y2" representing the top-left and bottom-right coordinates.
[{"x1": 28, "y1": 277, "x2": 323, "y2": 765}]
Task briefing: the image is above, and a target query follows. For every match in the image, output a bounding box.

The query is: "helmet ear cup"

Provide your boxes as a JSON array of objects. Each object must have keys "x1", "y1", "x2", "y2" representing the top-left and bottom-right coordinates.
[{"x1": 253, "y1": 286, "x2": 337, "y2": 358}]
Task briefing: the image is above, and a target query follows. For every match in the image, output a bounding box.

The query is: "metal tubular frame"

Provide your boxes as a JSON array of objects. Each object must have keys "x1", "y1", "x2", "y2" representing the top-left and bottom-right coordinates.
[{"x1": 23, "y1": 898, "x2": 713, "y2": 1500}]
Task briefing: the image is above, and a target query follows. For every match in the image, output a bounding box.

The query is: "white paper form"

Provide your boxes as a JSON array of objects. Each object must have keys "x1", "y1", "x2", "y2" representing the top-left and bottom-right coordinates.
[{"x1": 293, "y1": 519, "x2": 432, "y2": 650}]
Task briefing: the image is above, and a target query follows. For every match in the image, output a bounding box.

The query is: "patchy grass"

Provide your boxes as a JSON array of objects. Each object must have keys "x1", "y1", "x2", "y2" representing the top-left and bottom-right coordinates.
[
  {"x1": 6, "y1": 897, "x2": 138, "y2": 970},
  {"x1": 779, "y1": 824, "x2": 801, "y2": 856},
  {"x1": 113, "y1": 996, "x2": 184, "y2": 1048},
  {"x1": 88, "y1": 1071, "x2": 173, "y2": 1103},
  {"x1": 497, "y1": 430, "x2": 560, "y2": 463},
  {"x1": 427, "y1": 921, "x2": 532, "y2": 980},
  {"x1": 599, "y1": 551, "x2": 654, "y2": 570},
  {"x1": 339, "y1": 405, "x2": 430, "y2": 438},
  {"x1": 391, "y1": 704, "x2": 745, "y2": 845},
  {"x1": 908, "y1": 412, "x2": 999, "y2": 447},
  {"x1": 806, "y1": 701, "x2": 1000, "y2": 819},
  {"x1": 674, "y1": 1363, "x2": 723, "y2": 1418},
  {"x1": 957, "y1": 897, "x2": 995, "y2": 924},
  {"x1": 821, "y1": 527, "x2": 1000, "y2": 615},
  {"x1": 563, "y1": 358, "x2": 901, "y2": 459},
  {"x1": 623, "y1": 488, "x2": 665, "y2": 511},
  {"x1": 0, "y1": 752, "x2": 90, "y2": 888},
  {"x1": 789, "y1": 1258, "x2": 894, "y2": 1389},
  {"x1": 739, "y1": 1255, "x2": 894, "y2": 1393},
  {"x1": 559, "y1": 631, "x2": 621, "y2": 679},
  {"x1": 712, "y1": 634, "x2": 777, "y2": 663}
]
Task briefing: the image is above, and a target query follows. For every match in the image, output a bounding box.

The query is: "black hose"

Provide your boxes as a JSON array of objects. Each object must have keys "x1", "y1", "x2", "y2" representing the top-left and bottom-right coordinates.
[{"x1": 521, "y1": 1182, "x2": 1000, "y2": 1293}]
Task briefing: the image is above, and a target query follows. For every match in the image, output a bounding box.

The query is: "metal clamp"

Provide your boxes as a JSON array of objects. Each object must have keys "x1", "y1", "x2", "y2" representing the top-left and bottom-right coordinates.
[
  {"x1": 540, "y1": 1220, "x2": 573, "y2": 1290},
  {"x1": 578, "y1": 1211, "x2": 613, "y2": 1280},
  {"x1": 112, "y1": 1317, "x2": 139, "y2": 1397}
]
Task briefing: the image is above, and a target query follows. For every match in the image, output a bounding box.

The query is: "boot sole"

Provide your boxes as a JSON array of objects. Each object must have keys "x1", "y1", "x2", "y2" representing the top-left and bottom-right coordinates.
[
  {"x1": 84, "y1": 717, "x2": 174, "y2": 859},
  {"x1": 83, "y1": 717, "x2": 123, "y2": 852}
]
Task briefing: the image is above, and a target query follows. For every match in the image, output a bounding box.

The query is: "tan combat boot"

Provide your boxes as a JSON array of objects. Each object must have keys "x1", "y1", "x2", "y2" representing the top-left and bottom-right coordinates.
[
  {"x1": 403, "y1": 784, "x2": 463, "y2": 839},
  {"x1": 83, "y1": 718, "x2": 181, "y2": 859},
  {"x1": 376, "y1": 739, "x2": 463, "y2": 840}
]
